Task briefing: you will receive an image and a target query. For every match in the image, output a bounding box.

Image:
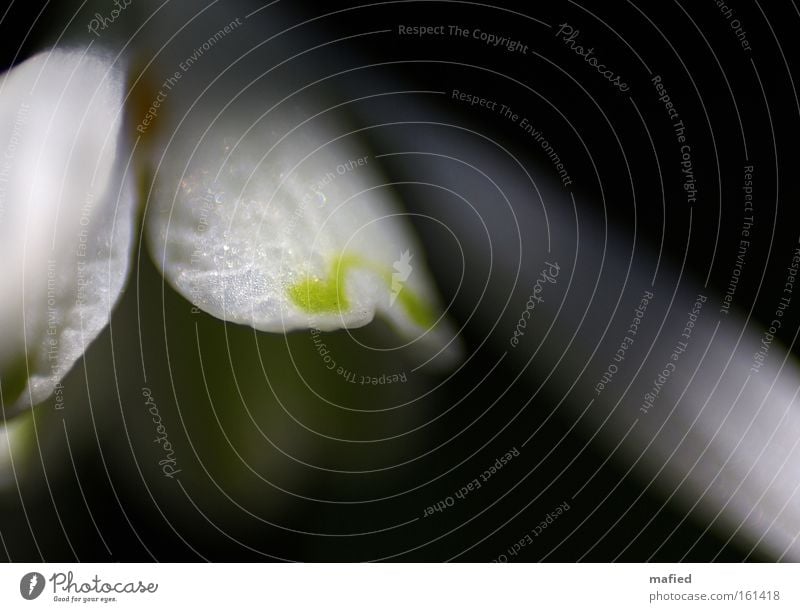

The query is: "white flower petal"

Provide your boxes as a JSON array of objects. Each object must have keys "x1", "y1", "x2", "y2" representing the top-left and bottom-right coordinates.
[
  {"x1": 146, "y1": 111, "x2": 460, "y2": 363},
  {"x1": 0, "y1": 49, "x2": 135, "y2": 417}
]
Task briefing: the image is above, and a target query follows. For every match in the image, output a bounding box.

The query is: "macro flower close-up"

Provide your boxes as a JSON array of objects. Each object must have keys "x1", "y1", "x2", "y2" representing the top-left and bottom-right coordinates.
[
  {"x1": 0, "y1": 44, "x2": 458, "y2": 421},
  {"x1": 2, "y1": 1, "x2": 800, "y2": 591}
]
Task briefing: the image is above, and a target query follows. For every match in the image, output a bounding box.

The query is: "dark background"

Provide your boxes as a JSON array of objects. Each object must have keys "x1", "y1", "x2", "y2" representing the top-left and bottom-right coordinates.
[{"x1": 2, "y1": 0, "x2": 799, "y2": 562}]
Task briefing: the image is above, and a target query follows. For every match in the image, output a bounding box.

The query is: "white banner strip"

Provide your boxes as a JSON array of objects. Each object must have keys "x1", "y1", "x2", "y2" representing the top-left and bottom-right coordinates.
[{"x1": 1, "y1": 563, "x2": 798, "y2": 610}]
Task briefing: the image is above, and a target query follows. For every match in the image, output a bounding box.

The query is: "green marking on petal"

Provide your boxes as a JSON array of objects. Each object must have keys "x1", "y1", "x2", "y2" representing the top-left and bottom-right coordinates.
[
  {"x1": 287, "y1": 253, "x2": 362, "y2": 314},
  {"x1": 287, "y1": 251, "x2": 437, "y2": 328},
  {"x1": 395, "y1": 288, "x2": 435, "y2": 329}
]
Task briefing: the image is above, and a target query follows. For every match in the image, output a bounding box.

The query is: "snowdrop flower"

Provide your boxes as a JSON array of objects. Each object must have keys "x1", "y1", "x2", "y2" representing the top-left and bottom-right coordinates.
[
  {"x1": 0, "y1": 47, "x2": 459, "y2": 421},
  {"x1": 145, "y1": 100, "x2": 457, "y2": 350}
]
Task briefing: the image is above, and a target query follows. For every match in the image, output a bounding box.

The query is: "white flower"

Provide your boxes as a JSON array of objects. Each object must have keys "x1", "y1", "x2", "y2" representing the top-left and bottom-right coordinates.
[
  {"x1": 0, "y1": 49, "x2": 136, "y2": 419},
  {"x1": 0, "y1": 48, "x2": 459, "y2": 418},
  {"x1": 145, "y1": 99, "x2": 456, "y2": 349}
]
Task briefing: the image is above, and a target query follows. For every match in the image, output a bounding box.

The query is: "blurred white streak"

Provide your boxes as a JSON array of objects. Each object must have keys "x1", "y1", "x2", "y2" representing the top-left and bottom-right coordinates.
[{"x1": 359, "y1": 100, "x2": 800, "y2": 560}]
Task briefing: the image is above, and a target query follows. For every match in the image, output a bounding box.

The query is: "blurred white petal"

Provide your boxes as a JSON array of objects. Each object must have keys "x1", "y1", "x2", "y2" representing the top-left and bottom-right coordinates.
[
  {"x1": 146, "y1": 113, "x2": 459, "y2": 363},
  {"x1": 0, "y1": 49, "x2": 135, "y2": 417},
  {"x1": 409, "y1": 126, "x2": 800, "y2": 560}
]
